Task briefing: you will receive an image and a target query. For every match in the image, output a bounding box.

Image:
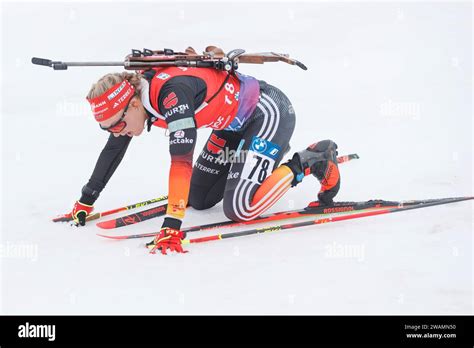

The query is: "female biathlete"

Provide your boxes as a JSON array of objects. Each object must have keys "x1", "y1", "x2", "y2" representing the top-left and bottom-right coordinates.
[{"x1": 64, "y1": 66, "x2": 341, "y2": 254}]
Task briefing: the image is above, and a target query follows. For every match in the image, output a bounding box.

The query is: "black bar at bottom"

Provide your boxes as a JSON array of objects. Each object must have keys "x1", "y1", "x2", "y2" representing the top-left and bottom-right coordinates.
[{"x1": 0, "y1": 315, "x2": 473, "y2": 346}]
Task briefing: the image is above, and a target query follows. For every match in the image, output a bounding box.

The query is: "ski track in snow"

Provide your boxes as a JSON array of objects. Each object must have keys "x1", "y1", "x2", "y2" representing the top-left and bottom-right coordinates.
[{"x1": 1, "y1": 2, "x2": 472, "y2": 314}]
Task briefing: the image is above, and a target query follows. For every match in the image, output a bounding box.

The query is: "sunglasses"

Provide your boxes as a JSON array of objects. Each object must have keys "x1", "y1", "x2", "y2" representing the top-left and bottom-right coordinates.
[{"x1": 99, "y1": 101, "x2": 130, "y2": 133}]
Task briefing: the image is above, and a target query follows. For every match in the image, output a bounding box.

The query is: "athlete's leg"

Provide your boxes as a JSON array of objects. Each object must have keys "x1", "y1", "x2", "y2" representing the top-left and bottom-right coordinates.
[
  {"x1": 188, "y1": 129, "x2": 242, "y2": 210},
  {"x1": 222, "y1": 83, "x2": 296, "y2": 221},
  {"x1": 223, "y1": 83, "x2": 341, "y2": 222}
]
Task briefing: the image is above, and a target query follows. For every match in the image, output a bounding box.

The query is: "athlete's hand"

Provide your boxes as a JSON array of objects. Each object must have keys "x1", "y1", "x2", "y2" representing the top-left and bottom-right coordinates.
[
  {"x1": 146, "y1": 217, "x2": 187, "y2": 255},
  {"x1": 68, "y1": 201, "x2": 94, "y2": 226},
  {"x1": 147, "y1": 228, "x2": 187, "y2": 255}
]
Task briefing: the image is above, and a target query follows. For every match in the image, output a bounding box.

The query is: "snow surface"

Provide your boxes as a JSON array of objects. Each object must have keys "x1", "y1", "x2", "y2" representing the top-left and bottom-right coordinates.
[{"x1": 1, "y1": 1, "x2": 472, "y2": 314}]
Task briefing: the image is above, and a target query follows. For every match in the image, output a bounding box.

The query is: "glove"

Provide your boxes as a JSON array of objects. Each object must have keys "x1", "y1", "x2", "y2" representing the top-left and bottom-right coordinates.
[
  {"x1": 147, "y1": 228, "x2": 187, "y2": 255},
  {"x1": 69, "y1": 200, "x2": 94, "y2": 226},
  {"x1": 146, "y1": 217, "x2": 187, "y2": 255}
]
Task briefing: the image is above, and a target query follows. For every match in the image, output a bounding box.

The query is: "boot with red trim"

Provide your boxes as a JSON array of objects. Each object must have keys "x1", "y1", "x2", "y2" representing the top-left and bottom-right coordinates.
[{"x1": 284, "y1": 140, "x2": 341, "y2": 205}]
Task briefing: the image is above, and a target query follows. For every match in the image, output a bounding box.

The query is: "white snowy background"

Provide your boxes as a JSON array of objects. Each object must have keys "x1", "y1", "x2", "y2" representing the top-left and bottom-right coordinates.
[{"x1": 1, "y1": 1, "x2": 472, "y2": 314}]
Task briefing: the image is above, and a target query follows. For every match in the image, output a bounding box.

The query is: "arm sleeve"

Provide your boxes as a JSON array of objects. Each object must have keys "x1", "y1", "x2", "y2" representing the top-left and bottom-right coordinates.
[
  {"x1": 80, "y1": 133, "x2": 132, "y2": 204},
  {"x1": 158, "y1": 80, "x2": 197, "y2": 220}
]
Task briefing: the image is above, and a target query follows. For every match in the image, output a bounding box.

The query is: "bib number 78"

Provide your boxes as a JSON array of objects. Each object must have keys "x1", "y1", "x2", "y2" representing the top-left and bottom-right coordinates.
[{"x1": 243, "y1": 153, "x2": 273, "y2": 184}]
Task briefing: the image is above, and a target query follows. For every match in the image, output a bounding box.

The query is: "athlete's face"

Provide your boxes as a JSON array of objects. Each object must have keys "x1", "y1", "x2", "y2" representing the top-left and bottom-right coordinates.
[{"x1": 99, "y1": 97, "x2": 147, "y2": 137}]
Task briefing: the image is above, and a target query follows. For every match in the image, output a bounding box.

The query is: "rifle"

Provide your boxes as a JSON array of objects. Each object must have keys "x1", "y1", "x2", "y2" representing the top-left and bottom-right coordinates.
[{"x1": 31, "y1": 45, "x2": 307, "y2": 72}]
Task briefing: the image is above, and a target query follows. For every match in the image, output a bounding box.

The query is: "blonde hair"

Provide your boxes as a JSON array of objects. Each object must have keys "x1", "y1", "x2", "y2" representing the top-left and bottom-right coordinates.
[{"x1": 86, "y1": 71, "x2": 143, "y2": 100}]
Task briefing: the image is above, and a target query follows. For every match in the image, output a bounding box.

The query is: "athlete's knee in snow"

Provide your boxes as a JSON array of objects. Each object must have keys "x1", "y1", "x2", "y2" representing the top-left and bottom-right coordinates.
[
  {"x1": 189, "y1": 186, "x2": 219, "y2": 211},
  {"x1": 222, "y1": 200, "x2": 244, "y2": 222},
  {"x1": 189, "y1": 198, "x2": 213, "y2": 211}
]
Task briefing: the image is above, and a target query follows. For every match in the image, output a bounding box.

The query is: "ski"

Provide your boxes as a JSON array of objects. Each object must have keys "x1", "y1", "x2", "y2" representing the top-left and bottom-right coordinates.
[
  {"x1": 337, "y1": 153, "x2": 359, "y2": 164},
  {"x1": 52, "y1": 195, "x2": 168, "y2": 223},
  {"x1": 95, "y1": 203, "x2": 168, "y2": 229},
  {"x1": 96, "y1": 197, "x2": 463, "y2": 240},
  {"x1": 180, "y1": 196, "x2": 473, "y2": 246},
  {"x1": 96, "y1": 153, "x2": 359, "y2": 230}
]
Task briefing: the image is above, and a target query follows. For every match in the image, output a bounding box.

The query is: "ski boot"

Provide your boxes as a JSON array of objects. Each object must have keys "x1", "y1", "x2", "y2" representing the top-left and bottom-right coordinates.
[{"x1": 284, "y1": 140, "x2": 341, "y2": 205}]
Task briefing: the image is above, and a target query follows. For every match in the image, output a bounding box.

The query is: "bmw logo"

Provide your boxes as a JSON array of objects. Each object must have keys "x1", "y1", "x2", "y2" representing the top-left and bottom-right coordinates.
[{"x1": 252, "y1": 138, "x2": 267, "y2": 153}]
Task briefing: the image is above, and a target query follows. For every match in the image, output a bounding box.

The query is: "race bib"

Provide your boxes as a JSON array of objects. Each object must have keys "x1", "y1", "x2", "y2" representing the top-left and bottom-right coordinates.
[{"x1": 241, "y1": 136, "x2": 281, "y2": 184}]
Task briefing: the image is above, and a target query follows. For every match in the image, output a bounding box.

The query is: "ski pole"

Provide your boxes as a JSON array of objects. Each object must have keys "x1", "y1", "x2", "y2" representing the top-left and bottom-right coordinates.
[
  {"x1": 181, "y1": 196, "x2": 473, "y2": 245},
  {"x1": 52, "y1": 195, "x2": 168, "y2": 223}
]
